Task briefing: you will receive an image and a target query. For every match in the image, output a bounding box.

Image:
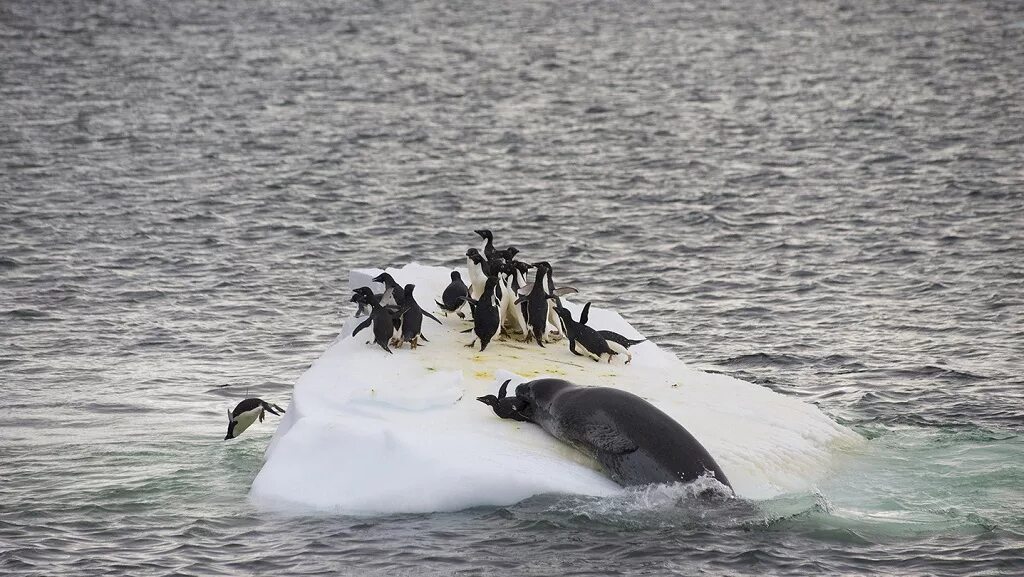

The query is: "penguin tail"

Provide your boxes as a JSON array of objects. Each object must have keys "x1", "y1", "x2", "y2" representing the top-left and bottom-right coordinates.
[{"x1": 479, "y1": 339, "x2": 489, "y2": 352}]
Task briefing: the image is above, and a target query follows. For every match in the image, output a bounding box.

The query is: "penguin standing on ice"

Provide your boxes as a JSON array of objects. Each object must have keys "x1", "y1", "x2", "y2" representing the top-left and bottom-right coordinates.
[
  {"x1": 396, "y1": 284, "x2": 441, "y2": 349},
  {"x1": 475, "y1": 229, "x2": 497, "y2": 260},
  {"x1": 519, "y1": 262, "x2": 553, "y2": 347},
  {"x1": 465, "y1": 248, "x2": 487, "y2": 300},
  {"x1": 225, "y1": 398, "x2": 285, "y2": 440},
  {"x1": 553, "y1": 303, "x2": 619, "y2": 363},
  {"x1": 436, "y1": 270, "x2": 470, "y2": 317},
  {"x1": 463, "y1": 275, "x2": 502, "y2": 351},
  {"x1": 351, "y1": 287, "x2": 380, "y2": 318},
  {"x1": 352, "y1": 296, "x2": 404, "y2": 354}
]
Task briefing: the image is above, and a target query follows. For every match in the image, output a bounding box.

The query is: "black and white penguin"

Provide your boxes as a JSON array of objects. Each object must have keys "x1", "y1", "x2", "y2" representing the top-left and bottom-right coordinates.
[
  {"x1": 436, "y1": 270, "x2": 470, "y2": 317},
  {"x1": 463, "y1": 275, "x2": 502, "y2": 351},
  {"x1": 495, "y1": 246, "x2": 519, "y2": 263},
  {"x1": 372, "y1": 273, "x2": 406, "y2": 308},
  {"x1": 396, "y1": 284, "x2": 441, "y2": 349},
  {"x1": 519, "y1": 262, "x2": 554, "y2": 347},
  {"x1": 476, "y1": 379, "x2": 531, "y2": 422},
  {"x1": 225, "y1": 398, "x2": 285, "y2": 440},
  {"x1": 474, "y1": 229, "x2": 497, "y2": 260},
  {"x1": 351, "y1": 287, "x2": 381, "y2": 318},
  {"x1": 465, "y1": 248, "x2": 487, "y2": 300},
  {"x1": 352, "y1": 298, "x2": 404, "y2": 354},
  {"x1": 553, "y1": 303, "x2": 618, "y2": 363}
]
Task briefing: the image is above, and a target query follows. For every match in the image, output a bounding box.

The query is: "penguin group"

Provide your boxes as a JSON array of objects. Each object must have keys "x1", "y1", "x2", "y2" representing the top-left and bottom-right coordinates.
[{"x1": 351, "y1": 229, "x2": 645, "y2": 364}]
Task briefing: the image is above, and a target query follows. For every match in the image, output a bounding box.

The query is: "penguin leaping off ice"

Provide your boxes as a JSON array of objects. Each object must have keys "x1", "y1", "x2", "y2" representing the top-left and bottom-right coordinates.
[{"x1": 225, "y1": 398, "x2": 285, "y2": 440}]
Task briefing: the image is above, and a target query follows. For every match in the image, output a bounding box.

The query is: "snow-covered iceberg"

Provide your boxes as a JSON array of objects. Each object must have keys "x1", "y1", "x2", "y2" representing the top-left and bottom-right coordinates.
[{"x1": 249, "y1": 263, "x2": 863, "y2": 515}]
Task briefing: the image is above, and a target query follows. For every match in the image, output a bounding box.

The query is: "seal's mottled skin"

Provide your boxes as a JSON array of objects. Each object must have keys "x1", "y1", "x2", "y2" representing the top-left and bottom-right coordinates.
[{"x1": 514, "y1": 379, "x2": 732, "y2": 490}]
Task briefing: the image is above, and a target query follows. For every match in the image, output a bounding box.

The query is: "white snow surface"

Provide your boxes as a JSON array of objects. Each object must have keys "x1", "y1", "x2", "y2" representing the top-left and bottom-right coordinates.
[{"x1": 250, "y1": 263, "x2": 863, "y2": 515}]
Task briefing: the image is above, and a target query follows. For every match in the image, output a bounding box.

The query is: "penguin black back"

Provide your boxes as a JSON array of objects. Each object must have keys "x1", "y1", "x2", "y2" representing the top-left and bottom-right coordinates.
[
  {"x1": 554, "y1": 304, "x2": 616, "y2": 362},
  {"x1": 467, "y1": 275, "x2": 501, "y2": 351},
  {"x1": 437, "y1": 270, "x2": 469, "y2": 312}
]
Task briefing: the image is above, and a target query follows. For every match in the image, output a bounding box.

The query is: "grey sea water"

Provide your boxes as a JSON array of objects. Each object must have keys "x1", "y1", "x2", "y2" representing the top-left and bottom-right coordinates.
[{"x1": 2, "y1": 0, "x2": 1023, "y2": 574}]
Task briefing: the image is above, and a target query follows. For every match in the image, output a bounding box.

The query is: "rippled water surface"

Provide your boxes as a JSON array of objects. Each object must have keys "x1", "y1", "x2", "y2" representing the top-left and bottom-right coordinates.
[{"x1": 3, "y1": 0, "x2": 1023, "y2": 575}]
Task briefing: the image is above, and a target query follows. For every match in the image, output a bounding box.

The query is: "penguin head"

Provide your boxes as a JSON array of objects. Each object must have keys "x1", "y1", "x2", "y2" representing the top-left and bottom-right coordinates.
[
  {"x1": 474, "y1": 229, "x2": 492, "y2": 241},
  {"x1": 404, "y1": 283, "x2": 415, "y2": 298},
  {"x1": 476, "y1": 394, "x2": 498, "y2": 407},
  {"x1": 503, "y1": 246, "x2": 519, "y2": 260},
  {"x1": 450, "y1": 270, "x2": 462, "y2": 281},
  {"x1": 553, "y1": 306, "x2": 573, "y2": 321},
  {"x1": 371, "y1": 272, "x2": 394, "y2": 286}
]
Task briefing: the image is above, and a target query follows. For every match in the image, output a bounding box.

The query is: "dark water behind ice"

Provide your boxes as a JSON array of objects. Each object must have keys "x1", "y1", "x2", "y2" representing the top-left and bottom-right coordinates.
[{"x1": 2, "y1": 0, "x2": 1023, "y2": 574}]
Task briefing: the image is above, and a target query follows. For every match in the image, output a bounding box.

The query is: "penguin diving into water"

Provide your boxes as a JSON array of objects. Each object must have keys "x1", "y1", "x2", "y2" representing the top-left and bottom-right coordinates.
[{"x1": 225, "y1": 398, "x2": 285, "y2": 440}]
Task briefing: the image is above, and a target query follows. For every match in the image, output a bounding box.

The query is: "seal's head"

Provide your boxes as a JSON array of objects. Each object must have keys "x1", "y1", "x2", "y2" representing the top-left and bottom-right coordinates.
[{"x1": 514, "y1": 379, "x2": 575, "y2": 423}]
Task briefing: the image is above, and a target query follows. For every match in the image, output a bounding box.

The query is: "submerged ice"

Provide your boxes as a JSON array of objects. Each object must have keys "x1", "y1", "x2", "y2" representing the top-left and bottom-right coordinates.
[{"x1": 249, "y1": 264, "x2": 863, "y2": 515}]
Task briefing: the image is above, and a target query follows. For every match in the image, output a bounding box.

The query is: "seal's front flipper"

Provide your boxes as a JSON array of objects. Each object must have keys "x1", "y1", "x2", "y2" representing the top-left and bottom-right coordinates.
[{"x1": 580, "y1": 422, "x2": 639, "y2": 455}]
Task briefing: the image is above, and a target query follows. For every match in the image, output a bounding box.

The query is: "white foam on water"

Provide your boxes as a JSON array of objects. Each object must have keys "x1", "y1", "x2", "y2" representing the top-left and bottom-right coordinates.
[{"x1": 249, "y1": 263, "x2": 863, "y2": 515}]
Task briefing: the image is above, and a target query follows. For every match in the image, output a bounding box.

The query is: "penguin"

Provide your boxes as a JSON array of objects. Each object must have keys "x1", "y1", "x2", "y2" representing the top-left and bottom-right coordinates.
[
  {"x1": 474, "y1": 229, "x2": 496, "y2": 260},
  {"x1": 372, "y1": 273, "x2": 405, "y2": 308},
  {"x1": 597, "y1": 330, "x2": 645, "y2": 364},
  {"x1": 466, "y1": 248, "x2": 487, "y2": 300},
  {"x1": 463, "y1": 275, "x2": 502, "y2": 351},
  {"x1": 552, "y1": 303, "x2": 618, "y2": 363},
  {"x1": 495, "y1": 246, "x2": 519, "y2": 262},
  {"x1": 519, "y1": 261, "x2": 553, "y2": 347},
  {"x1": 352, "y1": 298, "x2": 404, "y2": 354},
  {"x1": 476, "y1": 379, "x2": 531, "y2": 422},
  {"x1": 396, "y1": 284, "x2": 442, "y2": 349},
  {"x1": 435, "y1": 270, "x2": 470, "y2": 317},
  {"x1": 225, "y1": 398, "x2": 285, "y2": 440},
  {"x1": 350, "y1": 287, "x2": 381, "y2": 318},
  {"x1": 536, "y1": 261, "x2": 574, "y2": 340},
  {"x1": 501, "y1": 260, "x2": 530, "y2": 336}
]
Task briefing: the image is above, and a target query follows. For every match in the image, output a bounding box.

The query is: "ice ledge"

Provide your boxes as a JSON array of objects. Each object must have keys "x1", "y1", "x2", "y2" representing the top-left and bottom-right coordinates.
[{"x1": 250, "y1": 263, "x2": 863, "y2": 515}]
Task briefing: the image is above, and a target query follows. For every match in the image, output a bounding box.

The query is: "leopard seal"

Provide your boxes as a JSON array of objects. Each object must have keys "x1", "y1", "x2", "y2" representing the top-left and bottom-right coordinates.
[{"x1": 511, "y1": 378, "x2": 732, "y2": 491}]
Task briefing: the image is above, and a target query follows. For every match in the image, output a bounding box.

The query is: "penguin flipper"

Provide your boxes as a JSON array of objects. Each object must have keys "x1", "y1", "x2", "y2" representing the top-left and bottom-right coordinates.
[
  {"x1": 460, "y1": 327, "x2": 474, "y2": 334},
  {"x1": 262, "y1": 401, "x2": 283, "y2": 416},
  {"x1": 551, "y1": 287, "x2": 578, "y2": 297},
  {"x1": 498, "y1": 378, "x2": 511, "y2": 399},
  {"x1": 419, "y1": 333, "x2": 430, "y2": 342},
  {"x1": 514, "y1": 295, "x2": 529, "y2": 305},
  {"x1": 435, "y1": 299, "x2": 450, "y2": 311},
  {"x1": 580, "y1": 302, "x2": 592, "y2": 326},
  {"x1": 422, "y1": 310, "x2": 443, "y2": 325},
  {"x1": 517, "y1": 283, "x2": 534, "y2": 296},
  {"x1": 352, "y1": 317, "x2": 372, "y2": 337}
]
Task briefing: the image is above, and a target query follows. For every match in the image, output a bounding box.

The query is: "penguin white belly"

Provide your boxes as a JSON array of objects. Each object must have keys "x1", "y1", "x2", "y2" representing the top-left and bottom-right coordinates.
[
  {"x1": 495, "y1": 278, "x2": 510, "y2": 330},
  {"x1": 466, "y1": 258, "x2": 485, "y2": 300},
  {"x1": 233, "y1": 407, "x2": 263, "y2": 437}
]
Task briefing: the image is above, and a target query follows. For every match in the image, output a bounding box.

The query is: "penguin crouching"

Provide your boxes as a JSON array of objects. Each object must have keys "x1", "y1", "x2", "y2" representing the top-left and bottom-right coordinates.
[{"x1": 553, "y1": 303, "x2": 618, "y2": 363}]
